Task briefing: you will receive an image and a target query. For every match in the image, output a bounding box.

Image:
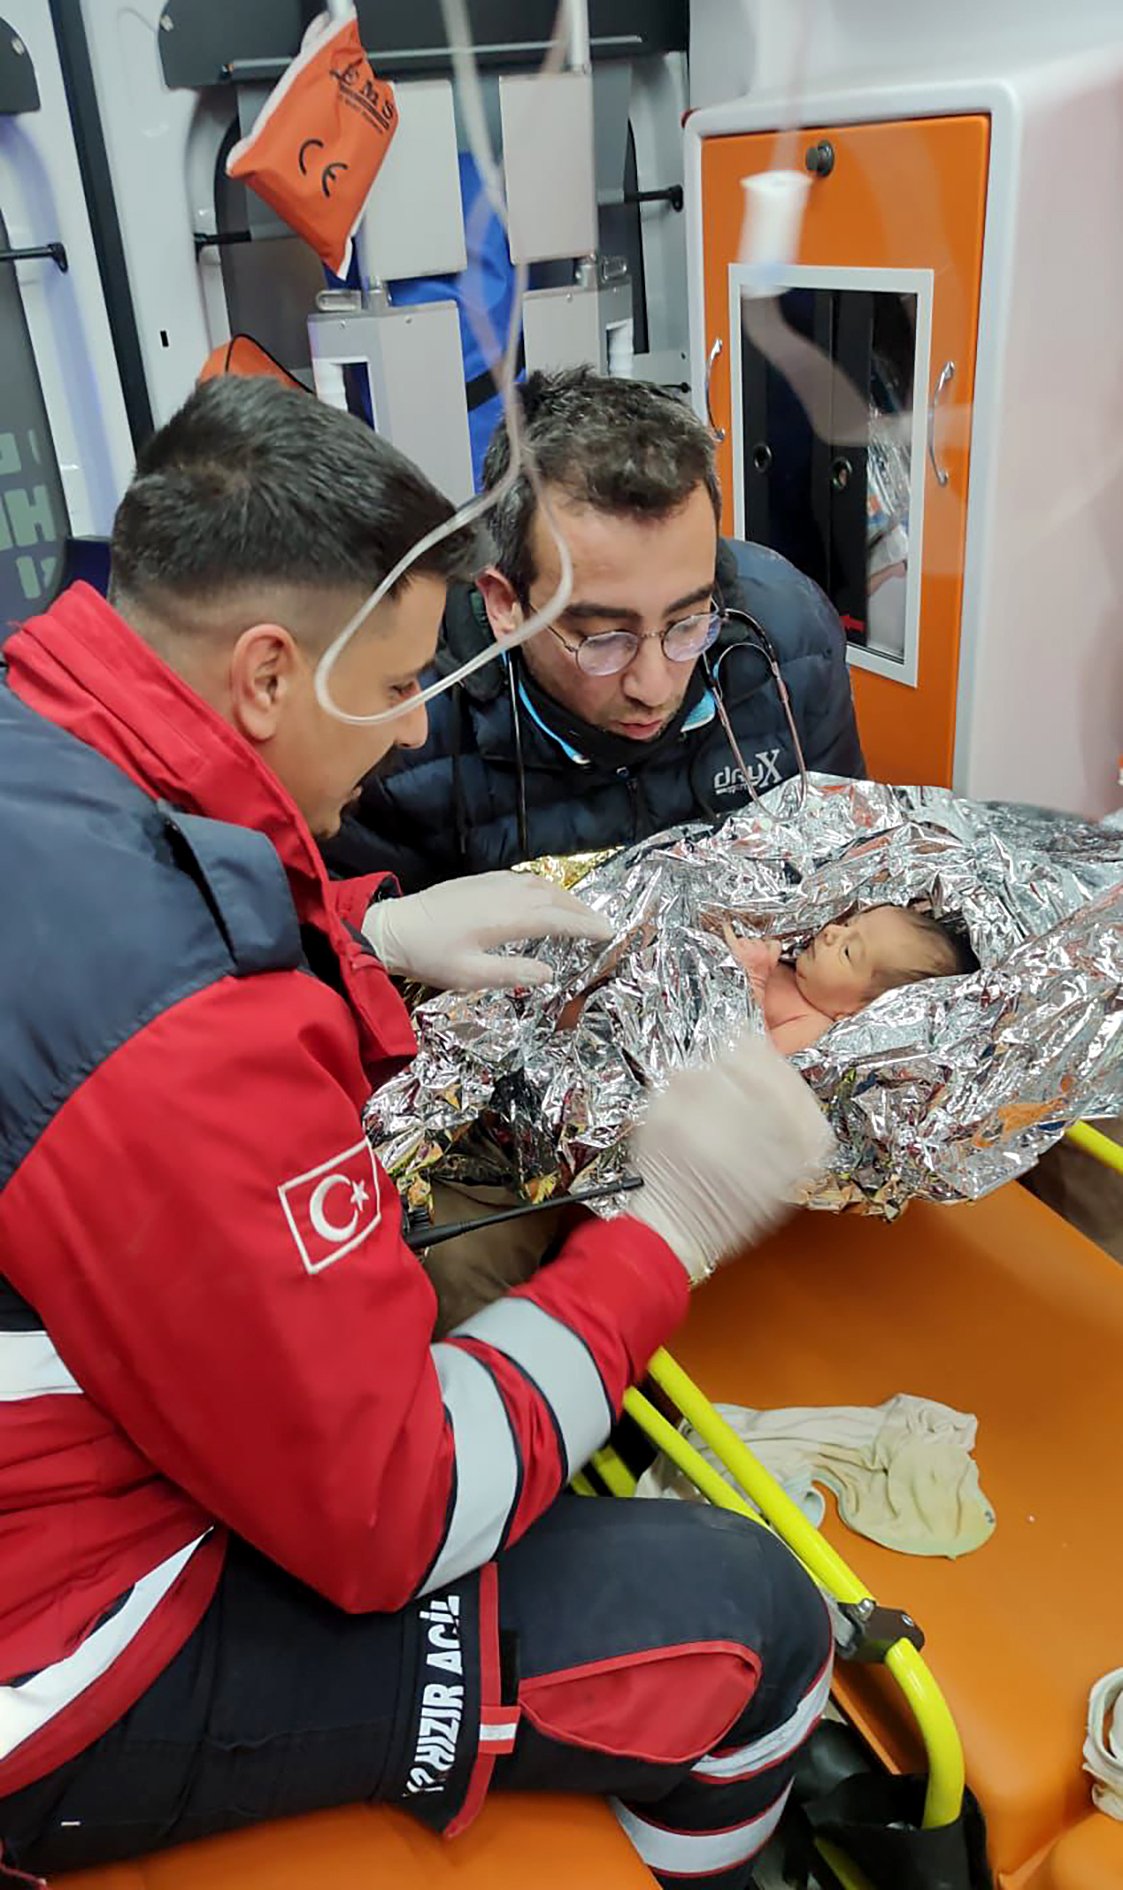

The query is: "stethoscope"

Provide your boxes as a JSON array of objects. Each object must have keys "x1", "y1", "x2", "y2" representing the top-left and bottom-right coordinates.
[
  {"x1": 702, "y1": 607, "x2": 811, "y2": 821},
  {"x1": 505, "y1": 604, "x2": 811, "y2": 858}
]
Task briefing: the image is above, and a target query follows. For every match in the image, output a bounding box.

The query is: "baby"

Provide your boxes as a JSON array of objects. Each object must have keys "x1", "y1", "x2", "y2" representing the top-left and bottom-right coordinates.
[{"x1": 725, "y1": 905, "x2": 977, "y2": 1055}]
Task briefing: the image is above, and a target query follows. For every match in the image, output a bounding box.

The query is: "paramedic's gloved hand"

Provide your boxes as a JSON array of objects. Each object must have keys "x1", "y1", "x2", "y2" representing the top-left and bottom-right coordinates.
[
  {"x1": 362, "y1": 871, "x2": 614, "y2": 992},
  {"x1": 630, "y1": 1035, "x2": 835, "y2": 1286}
]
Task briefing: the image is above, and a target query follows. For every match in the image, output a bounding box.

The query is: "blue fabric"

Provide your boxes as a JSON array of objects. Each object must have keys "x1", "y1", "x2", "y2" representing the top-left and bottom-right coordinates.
[
  {"x1": 389, "y1": 155, "x2": 521, "y2": 488},
  {"x1": 0, "y1": 680, "x2": 302, "y2": 1188},
  {"x1": 321, "y1": 156, "x2": 520, "y2": 482},
  {"x1": 58, "y1": 539, "x2": 111, "y2": 599},
  {"x1": 158, "y1": 805, "x2": 301, "y2": 977}
]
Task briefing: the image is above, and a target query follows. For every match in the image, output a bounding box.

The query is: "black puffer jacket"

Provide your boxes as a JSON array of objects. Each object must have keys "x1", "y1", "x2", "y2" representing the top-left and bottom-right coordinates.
[{"x1": 325, "y1": 540, "x2": 864, "y2": 890}]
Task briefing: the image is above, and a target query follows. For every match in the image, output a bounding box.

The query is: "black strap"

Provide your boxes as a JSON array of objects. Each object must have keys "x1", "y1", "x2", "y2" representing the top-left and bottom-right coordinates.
[
  {"x1": 465, "y1": 337, "x2": 526, "y2": 413},
  {"x1": 798, "y1": 1772, "x2": 993, "y2": 1890}
]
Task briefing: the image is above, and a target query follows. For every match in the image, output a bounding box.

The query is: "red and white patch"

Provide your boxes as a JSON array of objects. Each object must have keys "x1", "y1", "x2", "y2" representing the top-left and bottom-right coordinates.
[{"x1": 278, "y1": 1138, "x2": 382, "y2": 1274}]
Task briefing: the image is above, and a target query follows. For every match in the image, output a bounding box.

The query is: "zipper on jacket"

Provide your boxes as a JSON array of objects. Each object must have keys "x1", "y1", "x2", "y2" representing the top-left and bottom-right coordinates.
[{"x1": 617, "y1": 768, "x2": 641, "y2": 841}]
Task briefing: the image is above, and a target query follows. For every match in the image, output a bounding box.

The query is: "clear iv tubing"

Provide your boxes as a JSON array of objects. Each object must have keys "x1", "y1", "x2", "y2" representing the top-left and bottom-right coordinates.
[
  {"x1": 734, "y1": 0, "x2": 887, "y2": 445},
  {"x1": 313, "y1": 0, "x2": 582, "y2": 729}
]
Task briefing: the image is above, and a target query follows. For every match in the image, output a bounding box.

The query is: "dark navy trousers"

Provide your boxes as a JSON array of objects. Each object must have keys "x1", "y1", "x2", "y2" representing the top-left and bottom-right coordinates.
[{"x1": 1, "y1": 1498, "x2": 831, "y2": 1889}]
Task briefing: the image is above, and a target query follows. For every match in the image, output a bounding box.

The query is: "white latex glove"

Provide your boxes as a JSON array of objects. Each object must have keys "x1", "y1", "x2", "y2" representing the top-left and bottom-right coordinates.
[
  {"x1": 362, "y1": 871, "x2": 614, "y2": 992},
  {"x1": 630, "y1": 1034, "x2": 835, "y2": 1285}
]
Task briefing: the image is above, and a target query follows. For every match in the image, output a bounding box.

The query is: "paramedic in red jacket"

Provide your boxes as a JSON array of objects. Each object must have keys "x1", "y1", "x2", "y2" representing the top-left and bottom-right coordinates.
[{"x1": 0, "y1": 378, "x2": 833, "y2": 1890}]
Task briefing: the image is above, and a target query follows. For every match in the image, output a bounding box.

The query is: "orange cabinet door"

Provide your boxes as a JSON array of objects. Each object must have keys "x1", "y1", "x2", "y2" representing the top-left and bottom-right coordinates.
[{"x1": 701, "y1": 116, "x2": 989, "y2": 786}]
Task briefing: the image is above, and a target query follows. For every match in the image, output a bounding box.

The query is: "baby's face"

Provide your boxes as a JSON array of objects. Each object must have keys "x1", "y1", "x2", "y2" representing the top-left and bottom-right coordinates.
[{"x1": 793, "y1": 906, "x2": 920, "y2": 1018}]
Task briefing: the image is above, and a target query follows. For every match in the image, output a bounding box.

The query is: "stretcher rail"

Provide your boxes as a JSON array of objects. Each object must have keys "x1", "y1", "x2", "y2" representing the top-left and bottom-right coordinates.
[{"x1": 576, "y1": 1346, "x2": 966, "y2": 1839}]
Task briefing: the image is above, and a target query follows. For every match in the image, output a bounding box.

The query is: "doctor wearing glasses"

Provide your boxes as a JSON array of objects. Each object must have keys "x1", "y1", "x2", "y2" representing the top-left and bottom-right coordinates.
[{"x1": 325, "y1": 367, "x2": 865, "y2": 892}]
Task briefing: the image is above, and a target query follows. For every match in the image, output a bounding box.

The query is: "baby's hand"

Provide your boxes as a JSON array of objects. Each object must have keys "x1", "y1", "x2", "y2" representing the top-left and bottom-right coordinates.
[{"x1": 722, "y1": 924, "x2": 782, "y2": 982}]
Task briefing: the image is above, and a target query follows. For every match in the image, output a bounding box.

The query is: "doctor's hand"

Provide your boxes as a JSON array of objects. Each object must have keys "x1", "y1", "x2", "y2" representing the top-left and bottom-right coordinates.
[
  {"x1": 629, "y1": 1033, "x2": 834, "y2": 1286},
  {"x1": 362, "y1": 870, "x2": 614, "y2": 993}
]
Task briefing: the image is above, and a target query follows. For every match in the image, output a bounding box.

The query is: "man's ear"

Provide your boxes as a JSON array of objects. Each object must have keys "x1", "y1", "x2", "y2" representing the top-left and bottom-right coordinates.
[
  {"x1": 228, "y1": 623, "x2": 303, "y2": 742},
  {"x1": 475, "y1": 566, "x2": 522, "y2": 642}
]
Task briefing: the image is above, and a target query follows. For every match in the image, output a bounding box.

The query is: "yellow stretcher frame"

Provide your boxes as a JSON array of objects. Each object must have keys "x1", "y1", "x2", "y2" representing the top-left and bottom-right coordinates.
[
  {"x1": 575, "y1": 1344, "x2": 967, "y2": 1869},
  {"x1": 573, "y1": 1117, "x2": 1122, "y2": 1846},
  {"x1": 1065, "y1": 1120, "x2": 1123, "y2": 1176}
]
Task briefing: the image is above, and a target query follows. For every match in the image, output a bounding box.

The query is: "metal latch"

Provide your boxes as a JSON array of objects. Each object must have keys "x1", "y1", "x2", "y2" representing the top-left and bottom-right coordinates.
[{"x1": 836, "y1": 1597, "x2": 926, "y2": 1663}]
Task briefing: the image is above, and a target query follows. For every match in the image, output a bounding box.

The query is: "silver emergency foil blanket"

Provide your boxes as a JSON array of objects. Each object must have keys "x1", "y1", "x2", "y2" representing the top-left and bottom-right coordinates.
[{"x1": 367, "y1": 779, "x2": 1123, "y2": 1218}]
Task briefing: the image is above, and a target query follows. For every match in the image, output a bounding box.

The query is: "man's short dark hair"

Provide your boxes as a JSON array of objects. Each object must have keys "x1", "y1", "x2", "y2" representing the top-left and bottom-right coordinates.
[
  {"x1": 110, "y1": 377, "x2": 477, "y2": 616},
  {"x1": 481, "y1": 368, "x2": 721, "y2": 599}
]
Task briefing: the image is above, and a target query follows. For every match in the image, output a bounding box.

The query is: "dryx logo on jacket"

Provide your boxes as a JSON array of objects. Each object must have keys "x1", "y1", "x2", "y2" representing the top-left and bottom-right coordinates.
[
  {"x1": 713, "y1": 748, "x2": 782, "y2": 797},
  {"x1": 278, "y1": 1139, "x2": 382, "y2": 1273}
]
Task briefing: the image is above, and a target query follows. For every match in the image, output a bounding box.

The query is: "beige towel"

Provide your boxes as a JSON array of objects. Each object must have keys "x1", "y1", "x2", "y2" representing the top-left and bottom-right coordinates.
[{"x1": 637, "y1": 1394, "x2": 996, "y2": 1560}]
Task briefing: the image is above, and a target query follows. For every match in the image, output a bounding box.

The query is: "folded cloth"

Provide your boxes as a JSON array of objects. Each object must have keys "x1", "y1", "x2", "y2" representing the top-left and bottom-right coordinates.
[
  {"x1": 635, "y1": 1394, "x2": 996, "y2": 1560},
  {"x1": 1085, "y1": 1668, "x2": 1123, "y2": 1818},
  {"x1": 636, "y1": 1441, "x2": 828, "y2": 1528}
]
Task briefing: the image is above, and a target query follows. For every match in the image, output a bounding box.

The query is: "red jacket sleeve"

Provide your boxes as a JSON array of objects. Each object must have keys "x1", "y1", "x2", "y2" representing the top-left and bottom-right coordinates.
[
  {"x1": 328, "y1": 870, "x2": 396, "y2": 934},
  {"x1": 1, "y1": 971, "x2": 687, "y2": 1612}
]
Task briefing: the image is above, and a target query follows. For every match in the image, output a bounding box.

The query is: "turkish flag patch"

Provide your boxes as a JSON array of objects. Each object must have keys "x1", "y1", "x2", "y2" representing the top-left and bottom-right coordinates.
[{"x1": 278, "y1": 1138, "x2": 382, "y2": 1274}]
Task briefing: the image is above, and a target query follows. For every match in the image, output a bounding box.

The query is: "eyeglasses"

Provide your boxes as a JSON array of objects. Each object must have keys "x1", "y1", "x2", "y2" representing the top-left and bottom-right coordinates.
[
  {"x1": 544, "y1": 606, "x2": 725, "y2": 678},
  {"x1": 506, "y1": 599, "x2": 811, "y2": 857}
]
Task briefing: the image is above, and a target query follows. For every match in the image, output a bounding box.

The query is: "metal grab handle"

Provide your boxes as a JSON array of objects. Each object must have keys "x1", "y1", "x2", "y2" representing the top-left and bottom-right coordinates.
[
  {"x1": 927, "y1": 360, "x2": 955, "y2": 487},
  {"x1": 623, "y1": 185, "x2": 684, "y2": 212},
  {"x1": 0, "y1": 242, "x2": 68, "y2": 273},
  {"x1": 705, "y1": 336, "x2": 727, "y2": 442}
]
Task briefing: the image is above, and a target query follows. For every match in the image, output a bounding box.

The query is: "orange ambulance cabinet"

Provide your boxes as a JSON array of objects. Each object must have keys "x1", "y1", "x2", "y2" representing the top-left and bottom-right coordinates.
[{"x1": 700, "y1": 117, "x2": 989, "y2": 787}]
